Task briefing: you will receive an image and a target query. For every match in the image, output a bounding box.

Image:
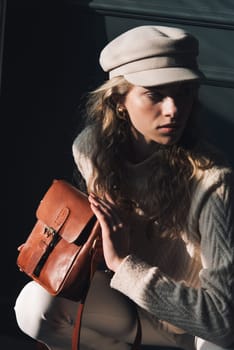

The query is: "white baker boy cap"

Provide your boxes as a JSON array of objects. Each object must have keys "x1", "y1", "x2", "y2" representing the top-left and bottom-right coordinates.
[{"x1": 99, "y1": 25, "x2": 205, "y2": 87}]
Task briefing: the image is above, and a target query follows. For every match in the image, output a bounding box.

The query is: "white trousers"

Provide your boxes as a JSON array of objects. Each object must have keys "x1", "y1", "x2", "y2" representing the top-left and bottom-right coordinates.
[{"x1": 14, "y1": 271, "x2": 231, "y2": 350}]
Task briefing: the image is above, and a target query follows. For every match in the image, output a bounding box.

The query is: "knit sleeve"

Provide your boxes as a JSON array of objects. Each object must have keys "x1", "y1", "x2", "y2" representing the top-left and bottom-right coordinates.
[
  {"x1": 72, "y1": 126, "x2": 96, "y2": 191},
  {"x1": 110, "y1": 169, "x2": 234, "y2": 347}
]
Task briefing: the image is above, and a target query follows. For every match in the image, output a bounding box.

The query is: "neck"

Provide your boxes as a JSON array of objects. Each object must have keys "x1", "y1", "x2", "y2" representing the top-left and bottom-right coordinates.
[{"x1": 126, "y1": 129, "x2": 159, "y2": 163}]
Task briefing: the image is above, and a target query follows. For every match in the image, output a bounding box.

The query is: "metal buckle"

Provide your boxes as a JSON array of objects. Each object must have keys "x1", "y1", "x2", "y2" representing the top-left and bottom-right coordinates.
[{"x1": 43, "y1": 225, "x2": 56, "y2": 238}]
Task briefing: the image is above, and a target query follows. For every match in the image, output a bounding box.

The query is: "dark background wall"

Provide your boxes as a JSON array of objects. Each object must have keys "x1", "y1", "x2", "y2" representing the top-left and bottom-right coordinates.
[
  {"x1": 1, "y1": 0, "x2": 234, "y2": 342},
  {"x1": 0, "y1": 0, "x2": 74, "y2": 337}
]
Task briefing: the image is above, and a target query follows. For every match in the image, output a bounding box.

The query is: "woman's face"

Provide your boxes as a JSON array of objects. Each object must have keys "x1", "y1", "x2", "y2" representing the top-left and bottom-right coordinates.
[{"x1": 123, "y1": 82, "x2": 198, "y2": 146}]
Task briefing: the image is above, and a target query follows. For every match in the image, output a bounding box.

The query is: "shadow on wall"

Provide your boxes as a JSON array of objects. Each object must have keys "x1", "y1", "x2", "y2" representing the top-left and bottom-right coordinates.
[{"x1": 199, "y1": 105, "x2": 234, "y2": 167}]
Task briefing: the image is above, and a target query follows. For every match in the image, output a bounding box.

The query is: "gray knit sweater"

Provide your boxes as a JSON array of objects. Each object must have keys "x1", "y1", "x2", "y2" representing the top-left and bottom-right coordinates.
[{"x1": 72, "y1": 128, "x2": 234, "y2": 348}]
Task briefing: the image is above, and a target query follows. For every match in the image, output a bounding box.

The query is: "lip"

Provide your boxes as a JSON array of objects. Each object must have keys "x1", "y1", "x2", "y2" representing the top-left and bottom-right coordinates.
[
  {"x1": 158, "y1": 123, "x2": 179, "y2": 129},
  {"x1": 157, "y1": 123, "x2": 180, "y2": 133}
]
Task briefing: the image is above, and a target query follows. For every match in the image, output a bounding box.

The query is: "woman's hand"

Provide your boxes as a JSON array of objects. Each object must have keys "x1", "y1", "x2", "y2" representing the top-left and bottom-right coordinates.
[{"x1": 88, "y1": 193, "x2": 130, "y2": 272}]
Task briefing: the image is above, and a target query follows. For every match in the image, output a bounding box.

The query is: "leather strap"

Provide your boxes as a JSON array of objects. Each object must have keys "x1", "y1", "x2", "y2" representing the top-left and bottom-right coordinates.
[
  {"x1": 71, "y1": 239, "x2": 142, "y2": 350},
  {"x1": 131, "y1": 312, "x2": 142, "y2": 350},
  {"x1": 72, "y1": 300, "x2": 85, "y2": 350},
  {"x1": 72, "y1": 235, "x2": 103, "y2": 350}
]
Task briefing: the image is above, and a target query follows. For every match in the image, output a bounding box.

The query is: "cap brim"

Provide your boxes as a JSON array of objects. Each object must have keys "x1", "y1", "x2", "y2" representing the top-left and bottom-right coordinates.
[{"x1": 124, "y1": 67, "x2": 205, "y2": 87}]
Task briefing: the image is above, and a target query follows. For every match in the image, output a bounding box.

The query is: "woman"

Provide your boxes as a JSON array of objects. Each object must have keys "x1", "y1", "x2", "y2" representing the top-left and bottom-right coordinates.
[{"x1": 15, "y1": 26, "x2": 234, "y2": 350}]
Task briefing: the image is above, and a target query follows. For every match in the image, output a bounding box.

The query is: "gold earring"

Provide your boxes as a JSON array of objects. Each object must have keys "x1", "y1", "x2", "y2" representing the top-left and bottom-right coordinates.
[
  {"x1": 116, "y1": 105, "x2": 127, "y2": 119},
  {"x1": 117, "y1": 106, "x2": 124, "y2": 113}
]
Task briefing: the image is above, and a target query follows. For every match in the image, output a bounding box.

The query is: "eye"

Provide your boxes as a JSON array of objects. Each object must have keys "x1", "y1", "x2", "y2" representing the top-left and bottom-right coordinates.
[{"x1": 145, "y1": 90, "x2": 163, "y2": 102}]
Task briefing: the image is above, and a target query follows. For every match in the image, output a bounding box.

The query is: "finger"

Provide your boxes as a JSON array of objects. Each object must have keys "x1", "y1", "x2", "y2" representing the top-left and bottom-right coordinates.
[
  {"x1": 89, "y1": 200, "x2": 123, "y2": 233},
  {"x1": 90, "y1": 202, "x2": 112, "y2": 230},
  {"x1": 89, "y1": 195, "x2": 112, "y2": 218},
  {"x1": 89, "y1": 193, "x2": 114, "y2": 211},
  {"x1": 89, "y1": 194, "x2": 121, "y2": 226}
]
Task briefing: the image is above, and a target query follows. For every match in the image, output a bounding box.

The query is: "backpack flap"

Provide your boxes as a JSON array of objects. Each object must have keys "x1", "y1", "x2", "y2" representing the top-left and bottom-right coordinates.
[{"x1": 36, "y1": 179, "x2": 95, "y2": 243}]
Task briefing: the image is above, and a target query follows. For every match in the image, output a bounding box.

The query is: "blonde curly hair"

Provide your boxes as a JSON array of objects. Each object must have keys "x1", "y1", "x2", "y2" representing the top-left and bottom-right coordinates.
[{"x1": 78, "y1": 76, "x2": 225, "y2": 237}]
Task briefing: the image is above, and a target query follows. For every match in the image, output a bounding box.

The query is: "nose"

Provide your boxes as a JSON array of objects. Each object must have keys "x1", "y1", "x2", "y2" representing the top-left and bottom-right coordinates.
[{"x1": 161, "y1": 97, "x2": 177, "y2": 118}]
